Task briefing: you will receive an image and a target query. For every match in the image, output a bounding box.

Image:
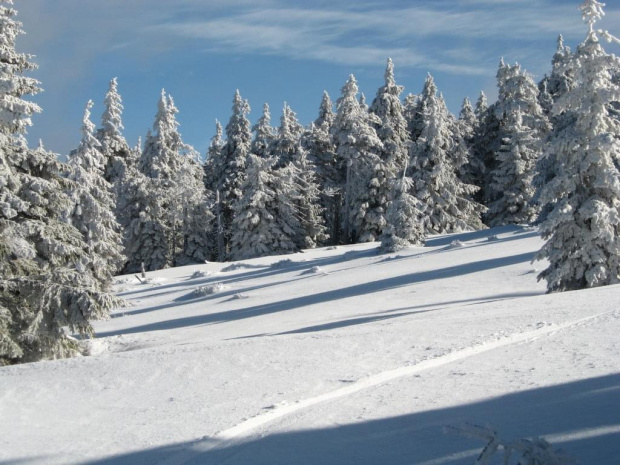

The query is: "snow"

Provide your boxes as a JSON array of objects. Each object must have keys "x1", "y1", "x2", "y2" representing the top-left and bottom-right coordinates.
[{"x1": 1, "y1": 226, "x2": 619, "y2": 464}]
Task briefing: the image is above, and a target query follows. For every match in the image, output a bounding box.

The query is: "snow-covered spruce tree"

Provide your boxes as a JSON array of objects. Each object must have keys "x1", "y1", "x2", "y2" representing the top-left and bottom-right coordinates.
[
  {"x1": 370, "y1": 58, "x2": 410, "y2": 173},
  {"x1": 534, "y1": 36, "x2": 578, "y2": 220},
  {"x1": 251, "y1": 103, "x2": 275, "y2": 159},
  {"x1": 486, "y1": 62, "x2": 550, "y2": 226},
  {"x1": 289, "y1": 147, "x2": 328, "y2": 248},
  {"x1": 173, "y1": 150, "x2": 214, "y2": 266},
  {"x1": 536, "y1": 0, "x2": 620, "y2": 292},
  {"x1": 203, "y1": 120, "x2": 225, "y2": 260},
  {"x1": 538, "y1": 35, "x2": 575, "y2": 116},
  {"x1": 127, "y1": 90, "x2": 203, "y2": 271},
  {"x1": 366, "y1": 58, "x2": 410, "y2": 242},
  {"x1": 302, "y1": 91, "x2": 340, "y2": 244},
  {"x1": 213, "y1": 90, "x2": 251, "y2": 259},
  {"x1": 457, "y1": 97, "x2": 484, "y2": 190},
  {"x1": 203, "y1": 120, "x2": 224, "y2": 194},
  {"x1": 331, "y1": 74, "x2": 384, "y2": 244},
  {"x1": 0, "y1": 1, "x2": 118, "y2": 364},
  {"x1": 380, "y1": 162, "x2": 424, "y2": 253},
  {"x1": 65, "y1": 100, "x2": 125, "y2": 286},
  {"x1": 270, "y1": 102, "x2": 304, "y2": 168},
  {"x1": 230, "y1": 154, "x2": 298, "y2": 260},
  {"x1": 96, "y1": 78, "x2": 132, "y2": 194},
  {"x1": 114, "y1": 136, "x2": 142, "y2": 236},
  {"x1": 486, "y1": 109, "x2": 541, "y2": 226},
  {"x1": 410, "y1": 74, "x2": 485, "y2": 234},
  {"x1": 403, "y1": 93, "x2": 420, "y2": 139}
]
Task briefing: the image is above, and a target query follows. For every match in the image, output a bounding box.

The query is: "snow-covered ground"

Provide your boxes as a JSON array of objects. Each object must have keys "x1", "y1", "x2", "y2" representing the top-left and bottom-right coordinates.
[{"x1": 1, "y1": 226, "x2": 619, "y2": 464}]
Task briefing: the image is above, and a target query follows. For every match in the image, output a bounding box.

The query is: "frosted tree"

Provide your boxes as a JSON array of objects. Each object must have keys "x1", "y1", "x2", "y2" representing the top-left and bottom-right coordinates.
[
  {"x1": 534, "y1": 36, "x2": 578, "y2": 216},
  {"x1": 410, "y1": 74, "x2": 485, "y2": 234},
  {"x1": 380, "y1": 162, "x2": 424, "y2": 253},
  {"x1": 366, "y1": 58, "x2": 410, "y2": 243},
  {"x1": 486, "y1": 62, "x2": 550, "y2": 226},
  {"x1": 173, "y1": 152, "x2": 213, "y2": 265},
  {"x1": 213, "y1": 90, "x2": 251, "y2": 259},
  {"x1": 203, "y1": 120, "x2": 225, "y2": 261},
  {"x1": 486, "y1": 109, "x2": 541, "y2": 226},
  {"x1": 0, "y1": 0, "x2": 40, "y2": 141},
  {"x1": 458, "y1": 97, "x2": 484, "y2": 191},
  {"x1": 302, "y1": 91, "x2": 340, "y2": 243},
  {"x1": 230, "y1": 155, "x2": 298, "y2": 260},
  {"x1": 290, "y1": 148, "x2": 328, "y2": 248},
  {"x1": 370, "y1": 58, "x2": 411, "y2": 174},
  {"x1": 65, "y1": 100, "x2": 125, "y2": 286},
  {"x1": 0, "y1": 1, "x2": 119, "y2": 364},
  {"x1": 251, "y1": 103, "x2": 275, "y2": 158},
  {"x1": 126, "y1": 90, "x2": 202, "y2": 271},
  {"x1": 97, "y1": 78, "x2": 132, "y2": 195},
  {"x1": 536, "y1": 0, "x2": 620, "y2": 291},
  {"x1": 538, "y1": 35, "x2": 575, "y2": 116},
  {"x1": 271, "y1": 102, "x2": 304, "y2": 168},
  {"x1": 403, "y1": 93, "x2": 420, "y2": 139},
  {"x1": 331, "y1": 74, "x2": 383, "y2": 244},
  {"x1": 203, "y1": 120, "x2": 224, "y2": 194}
]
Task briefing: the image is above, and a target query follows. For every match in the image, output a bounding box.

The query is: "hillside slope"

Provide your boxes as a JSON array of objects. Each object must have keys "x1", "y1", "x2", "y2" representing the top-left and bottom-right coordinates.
[{"x1": 1, "y1": 226, "x2": 619, "y2": 464}]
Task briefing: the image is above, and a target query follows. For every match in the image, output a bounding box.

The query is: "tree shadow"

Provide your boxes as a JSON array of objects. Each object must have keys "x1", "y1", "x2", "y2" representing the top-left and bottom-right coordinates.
[
  {"x1": 99, "y1": 252, "x2": 535, "y2": 338},
  {"x1": 233, "y1": 290, "x2": 543, "y2": 339},
  {"x1": 81, "y1": 374, "x2": 620, "y2": 465}
]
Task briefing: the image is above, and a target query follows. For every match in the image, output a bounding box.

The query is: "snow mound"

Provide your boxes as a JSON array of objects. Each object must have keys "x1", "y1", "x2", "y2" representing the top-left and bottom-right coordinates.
[
  {"x1": 189, "y1": 270, "x2": 214, "y2": 279},
  {"x1": 192, "y1": 283, "x2": 226, "y2": 296},
  {"x1": 301, "y1": 266, "x2": 327, "y2": 276},
  {"x1": 221, "y1": 263, "x2": 262, "y2": 272},
  {"x1": 270, "y1": 259, "x2": 295, "y2": 269},
  {"x1": 449, "y1": 240, "x2": 465, "y2": 248}
]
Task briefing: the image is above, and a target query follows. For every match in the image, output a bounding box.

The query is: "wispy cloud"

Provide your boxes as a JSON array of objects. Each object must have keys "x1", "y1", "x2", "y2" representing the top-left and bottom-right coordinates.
[{"x1": 155, "y1": 1, "x2": 595, "y2": 77}]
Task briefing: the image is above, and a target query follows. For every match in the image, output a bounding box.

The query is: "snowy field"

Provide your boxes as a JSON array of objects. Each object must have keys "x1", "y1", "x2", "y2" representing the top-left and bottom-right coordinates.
[{"x1": 1, "y1": 226, "x2": 619, "y2": 464}]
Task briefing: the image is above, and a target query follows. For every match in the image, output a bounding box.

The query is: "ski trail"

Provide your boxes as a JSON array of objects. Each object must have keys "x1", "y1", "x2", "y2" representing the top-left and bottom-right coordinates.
[{"x1": 159, "y1": 309, "x2": 615, "y2": 465}]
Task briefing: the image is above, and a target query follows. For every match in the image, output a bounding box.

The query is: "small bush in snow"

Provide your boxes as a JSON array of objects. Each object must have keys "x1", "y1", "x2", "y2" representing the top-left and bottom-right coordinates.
[
  {"x1": 487, "y1": 235, "x2": 500, "y2": 242},
  {"x1": 192, "y1": 283, "x2": 226, "y2": 297},
  {"x1": 449, "y1": 240, "x2": 465, "y2": 248}
]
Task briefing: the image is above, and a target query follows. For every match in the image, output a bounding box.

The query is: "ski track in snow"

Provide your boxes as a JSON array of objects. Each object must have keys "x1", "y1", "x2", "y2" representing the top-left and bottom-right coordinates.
[{"x1": 160, "y1": 308, "x2": 616, "y2": 465}]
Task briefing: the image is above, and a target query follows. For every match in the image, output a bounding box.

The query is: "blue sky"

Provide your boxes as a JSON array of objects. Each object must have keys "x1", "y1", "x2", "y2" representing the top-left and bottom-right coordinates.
[{"x1": 15, "y1": 0, "x2": 620, "y2": 157}]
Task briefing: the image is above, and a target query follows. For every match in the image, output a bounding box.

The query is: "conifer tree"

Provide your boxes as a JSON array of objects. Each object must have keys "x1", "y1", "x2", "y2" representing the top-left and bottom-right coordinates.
[
  {"x1": 410, "y1": 74, "x2": 485, "y2": 234},
  {"x1": 458, "y1": 97, "x2": 484, "y2": 191},
  {"x1": 126, "y1": 90, "x2": 205, "y2": 271},
  {"x1": 302, "y1": 91, "x2": 339, "y2": 243},
  {"x1": 230, "y1": 155, "x2": 298, "y2": 260},
  {"x1": 331, "y1": 75, "x2": 383, "y2": 244},
  {"x1": 65, "y1": 100, "x2": 125, "y2": 285},
  {"x1": 173, "y1": 151, "x2": 213, "y2": 265},
  {"x1": 213, "y1": 90, "x2": 251, "y2": 259},
  {"x1": 251, "y1": 103, "x2": 275, "y2": 158},
  {"x1": 271, "y1": 102, "x2": 304, "y2": 168},
  {"x1": 380, "y1": 162, "x2": 424, "y2": 253},
  {"x1": 486, "y1": 62, "x2": 550, "y2": 226},
  {"x1": 203, "y1": 120, "x2": 225, "y2": 261},
  {"x1": 370, "y1": 59, "x2": 411, "y2": 174},
  {"x1": 486, "y1": 109, "x2": 541, "y2": 226},
  {"x1": 289, "y1": 148, "x2": 328, "y2": 248},
  {"x1": 0, "y1": 1, "x2": 118, "y2": 364},
  {"x1": 366, "y1": 58, "x2": 410, "y2": 243},
  {"x1": 536, "y1": 0, "x2": 620, "y2": 291},
  {"x1": 97, "y1": 78, "x2": 132, "y2": 192}
]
